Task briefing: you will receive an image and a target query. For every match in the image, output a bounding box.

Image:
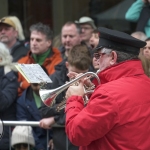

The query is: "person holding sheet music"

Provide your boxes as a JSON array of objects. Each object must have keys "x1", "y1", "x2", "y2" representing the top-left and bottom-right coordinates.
[
  {"x1": 16, "y1": 66, "x2": 53, "y2": 150},
  {"x1": 17, "y1": 22, "x2": 62, "y2": 96}
]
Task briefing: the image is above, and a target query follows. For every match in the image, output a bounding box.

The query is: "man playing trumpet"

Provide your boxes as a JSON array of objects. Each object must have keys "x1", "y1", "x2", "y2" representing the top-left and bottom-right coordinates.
[
  {"x1": 65, "y1": 27, "x2": 150, "y2": 150},
  {"x1": 39, "y1": 44, "x2": 92, "y2": 150}
]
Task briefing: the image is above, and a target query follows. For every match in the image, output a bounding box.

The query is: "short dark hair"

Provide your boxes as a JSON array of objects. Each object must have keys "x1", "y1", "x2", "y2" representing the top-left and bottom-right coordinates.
[
  {"x1": 67, "y1": 44, "x2": 92, "y2": 70},
  {"x1": 29, "y1": 22, "x2": 53, "y2": 40},
  {"x1": 62, "y1": 21, "x2": 81, "y2": 34},
  {"x1": 92, "y1": 29, "x2": 99, "y2": 34}
]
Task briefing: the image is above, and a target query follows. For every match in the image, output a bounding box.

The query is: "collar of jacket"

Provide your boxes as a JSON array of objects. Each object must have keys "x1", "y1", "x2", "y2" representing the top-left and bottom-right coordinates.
[
  {"x1": 26, "y1": 47, "x2": 52, "y2": 59},
  {"x1": 98, "y1": 60, "x2": 144, "y2": 84},
  {"x1": 25, "y1": 86, "x2": 34, "y2": 101},
  {"x1": 26, "y1": 47, "x2": 61, "y2": 64},
  {"x1": 32, "y1": 48, "x2": 51, "y2": 65}
]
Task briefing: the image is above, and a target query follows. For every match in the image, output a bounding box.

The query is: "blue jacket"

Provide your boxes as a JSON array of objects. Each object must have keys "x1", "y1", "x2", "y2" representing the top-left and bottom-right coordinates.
[
  {"x1": 125, "y1": 0, "x2": 150, "y2": 37},
  {"x1": 0, "y1": 66, "x2": 18, "y2": 149},
  {"x1": 16, "y1": 87, "x2": 52, "y2": 150}
]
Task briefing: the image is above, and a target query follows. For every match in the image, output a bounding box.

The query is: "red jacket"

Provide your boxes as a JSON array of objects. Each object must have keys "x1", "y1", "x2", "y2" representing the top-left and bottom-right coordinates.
[
  {"x1": 17, "y1": 47, "x2": 62, "y2": 96},
  {"x1": 66, "y1": 60, "x2": 150, "y2": 150}
]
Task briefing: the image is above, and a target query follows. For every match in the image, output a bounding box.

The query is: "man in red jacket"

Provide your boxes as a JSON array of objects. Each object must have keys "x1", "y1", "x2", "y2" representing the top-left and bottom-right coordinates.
[{"x1": 65, "y1": 27, "x2": 150, "y2": 150}]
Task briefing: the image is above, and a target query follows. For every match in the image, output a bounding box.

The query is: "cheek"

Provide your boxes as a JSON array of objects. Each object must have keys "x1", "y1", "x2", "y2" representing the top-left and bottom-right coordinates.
[
  {"x1": 99, "y1": 57, "x2": 110, "y2": 69},
  {"x1": 93, "y1": 58, "x2": 99, "y2": 65},
  {"x1": 92, "y1": 38, "x2": 99, "y2": 44},
  {"x1": 95, "y1": 39, "x2": 99, "y2": 45},
  {"x1": 61, "y1": 39, "x2": 65, "y2": 44},
  {"x1": 72, "y1": 38, "x2": 78, "y2": 44},
  {"x1": 62, "y1": 38, "x2": 68, "y2": 43},
  {"x1": 9, "y1": 30, "x2": 16, "y2": 37}
]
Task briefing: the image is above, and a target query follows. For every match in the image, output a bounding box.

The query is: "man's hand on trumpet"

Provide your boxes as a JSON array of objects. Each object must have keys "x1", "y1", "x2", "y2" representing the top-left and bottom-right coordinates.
[
  {"x1": 66, "y1": 71, "x2": 95, "y2": 99},
  {"x1": 65, "y1": 80, "x2": 85, "y2": 99},
  {"x1": 67, "y1": 72, "x2": 94, "y2": 90}
]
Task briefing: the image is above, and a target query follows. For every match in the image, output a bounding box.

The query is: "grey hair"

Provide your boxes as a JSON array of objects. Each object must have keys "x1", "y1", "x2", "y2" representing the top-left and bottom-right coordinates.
[
  {"x1": 131, "y1": 31, "x2": 147, "y2": 41},
  {"x1": 0, "y1": 42, "x2": 13, "y2": 66},
  {"x1": 0, "y1": 42, "x2": 17, "y2": 72},
  {"x1": 30, "y1": 22, "x2": 53, "y2": 40},
  {"x1": 101, "y1": 48, "x2": 138, "y2": 63}
]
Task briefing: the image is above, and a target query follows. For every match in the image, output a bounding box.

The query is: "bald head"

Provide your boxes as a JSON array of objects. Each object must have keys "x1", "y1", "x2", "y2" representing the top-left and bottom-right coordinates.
[{"x1": 61, "y1": 22, "x2": 81, "y2": 52}]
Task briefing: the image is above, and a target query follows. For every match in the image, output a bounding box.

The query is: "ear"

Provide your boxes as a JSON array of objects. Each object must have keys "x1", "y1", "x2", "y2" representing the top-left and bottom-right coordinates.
[
  {"x1": 65, "y1": 61, "x2": 69, "y2": 69},
  {"x1": 47, "y1": 40, "x2": 52, "y2": 47},
  {"x1": 110, "y1": 51, "x2": 117, "y2": 65},
  {"x1": 15, "y1": 30, "x2": 18, "y2": 39}
]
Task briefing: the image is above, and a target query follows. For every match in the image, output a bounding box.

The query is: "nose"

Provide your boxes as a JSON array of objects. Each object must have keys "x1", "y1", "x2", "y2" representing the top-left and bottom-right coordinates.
[
  {"x1": 0, "y1": 28, "x2": 6, "y2": 34},
  {"x1": 81, "y1": 28, "x2": 85, "y2": 33},
  {"x1": 66, "y1": 36, "x2": 70, "y2": 42},
  {"x1": 31, "y1": 39, "x2": 37, "y2": 45}
]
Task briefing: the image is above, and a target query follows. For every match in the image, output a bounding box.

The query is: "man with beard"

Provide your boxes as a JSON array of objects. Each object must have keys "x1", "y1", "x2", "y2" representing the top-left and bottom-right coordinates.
[{"x1": 0, "y1": 17, "x2": 29, "y2": 62}]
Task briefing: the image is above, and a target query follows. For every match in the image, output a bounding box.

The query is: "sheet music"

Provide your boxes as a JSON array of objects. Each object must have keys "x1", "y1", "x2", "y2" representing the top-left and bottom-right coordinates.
[{"x1": 16, "y1": 64, "x2": 52, "y2": 83}]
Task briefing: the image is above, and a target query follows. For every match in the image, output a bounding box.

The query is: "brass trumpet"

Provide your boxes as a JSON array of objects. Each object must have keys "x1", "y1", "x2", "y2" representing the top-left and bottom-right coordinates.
[{"x1": 39, "y1": 71, "x2": 100, "y2": 109}]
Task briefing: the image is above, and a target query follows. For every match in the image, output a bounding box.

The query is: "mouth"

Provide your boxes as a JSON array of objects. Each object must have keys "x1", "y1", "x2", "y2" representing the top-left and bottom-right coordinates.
[
  {"x1": 31, "y1": 47, "x2": 38, "y2": 51},
  {"x1": 90, "y1": 44, "x2": 95, "y2": 49}
]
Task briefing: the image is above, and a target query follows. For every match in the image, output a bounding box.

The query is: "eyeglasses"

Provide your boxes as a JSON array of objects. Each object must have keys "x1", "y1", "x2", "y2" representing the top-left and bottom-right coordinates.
[
  {"x1": 93, "y1": 52, "x2": 107, "y2": 60},
  {"x1": 80, "y1": 26, "x2": 92, "y2": 30}
]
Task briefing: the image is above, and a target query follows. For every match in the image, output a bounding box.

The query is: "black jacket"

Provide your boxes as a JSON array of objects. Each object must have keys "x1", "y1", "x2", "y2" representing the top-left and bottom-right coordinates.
[
  {"x1": 39, "y1": 60, "x2": 78, "y2": 150},
  {"x1": 11, "y1": 41, "x2": 29, "y2": 62}
]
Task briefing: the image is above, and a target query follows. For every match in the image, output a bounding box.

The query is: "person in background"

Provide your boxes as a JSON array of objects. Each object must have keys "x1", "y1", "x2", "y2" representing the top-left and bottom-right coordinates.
[
  {"x1": 92, "y1": 56, "x2": 99, "y2": 72},
  {"x1": 0, "y1": 42, "x2": 18, "y2": 150},
  {"x1": 16, "y1": 66, "x2": 53, "y2": 150},
  {"x1": 131, "y1": 31, "x2": 147, "y2": 41},
  {"x1": 8, "y1": 16, "x2": 25, "y2": 42},
  {"x1": 130, "y1": 31, "x2": 149, "y2": 77},
  {"x1": 65, "y1": 27, "x2": 150, "y2": 150},
  {"x1": 140, "y1": 37, "x2": 150, "y2": 59},
  {"x1": 39, "y1": 44, "x2": 92, "y2": 150},
  {"x1": 89, "y1": 29, "x2": 99, "y2": 50},
  {"x1": 53, "y1": 34, "x2": 62, "y2": 49},
  {"x1": 75, "y1": 16, "x2": 97, "y2": 48},
  {"x1": 125, "y1": 0, "x2": 150, "y2": 37},
  {"x1": 89, "y1": 29, "x2": 100, "y2": 71},
  {"x1": 131, "y1": 31, "x2": 150, "y2": 78},
  {"x1": 0, "y1": 17, "x2": 29, "y2": 62},
  {"x1": 11, "y1": 126, "x2": 35, "y2": 150},
  {"x1": 17, "y1": 22, "x2": 62, "y2": 96},
  {"x1": 139, "y1": 37, "x2": 150, "y2": 77},
  {"x1": 60, "y1": 21, "x2": 81, "y2": 59}
]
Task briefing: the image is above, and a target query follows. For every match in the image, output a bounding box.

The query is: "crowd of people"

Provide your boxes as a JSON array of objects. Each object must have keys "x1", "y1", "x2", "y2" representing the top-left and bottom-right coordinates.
[{"x1": 0, "y1": 0, "x2": 150, "y2": 149}]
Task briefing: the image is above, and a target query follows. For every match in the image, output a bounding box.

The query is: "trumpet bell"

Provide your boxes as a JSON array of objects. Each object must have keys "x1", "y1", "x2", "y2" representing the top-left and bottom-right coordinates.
[
  {"x1": 39, "y1": 72, "x2": 100, "y2": 107},
  {"x1": 39, "y1": 89, "x2": 57, "y2": 107}
]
